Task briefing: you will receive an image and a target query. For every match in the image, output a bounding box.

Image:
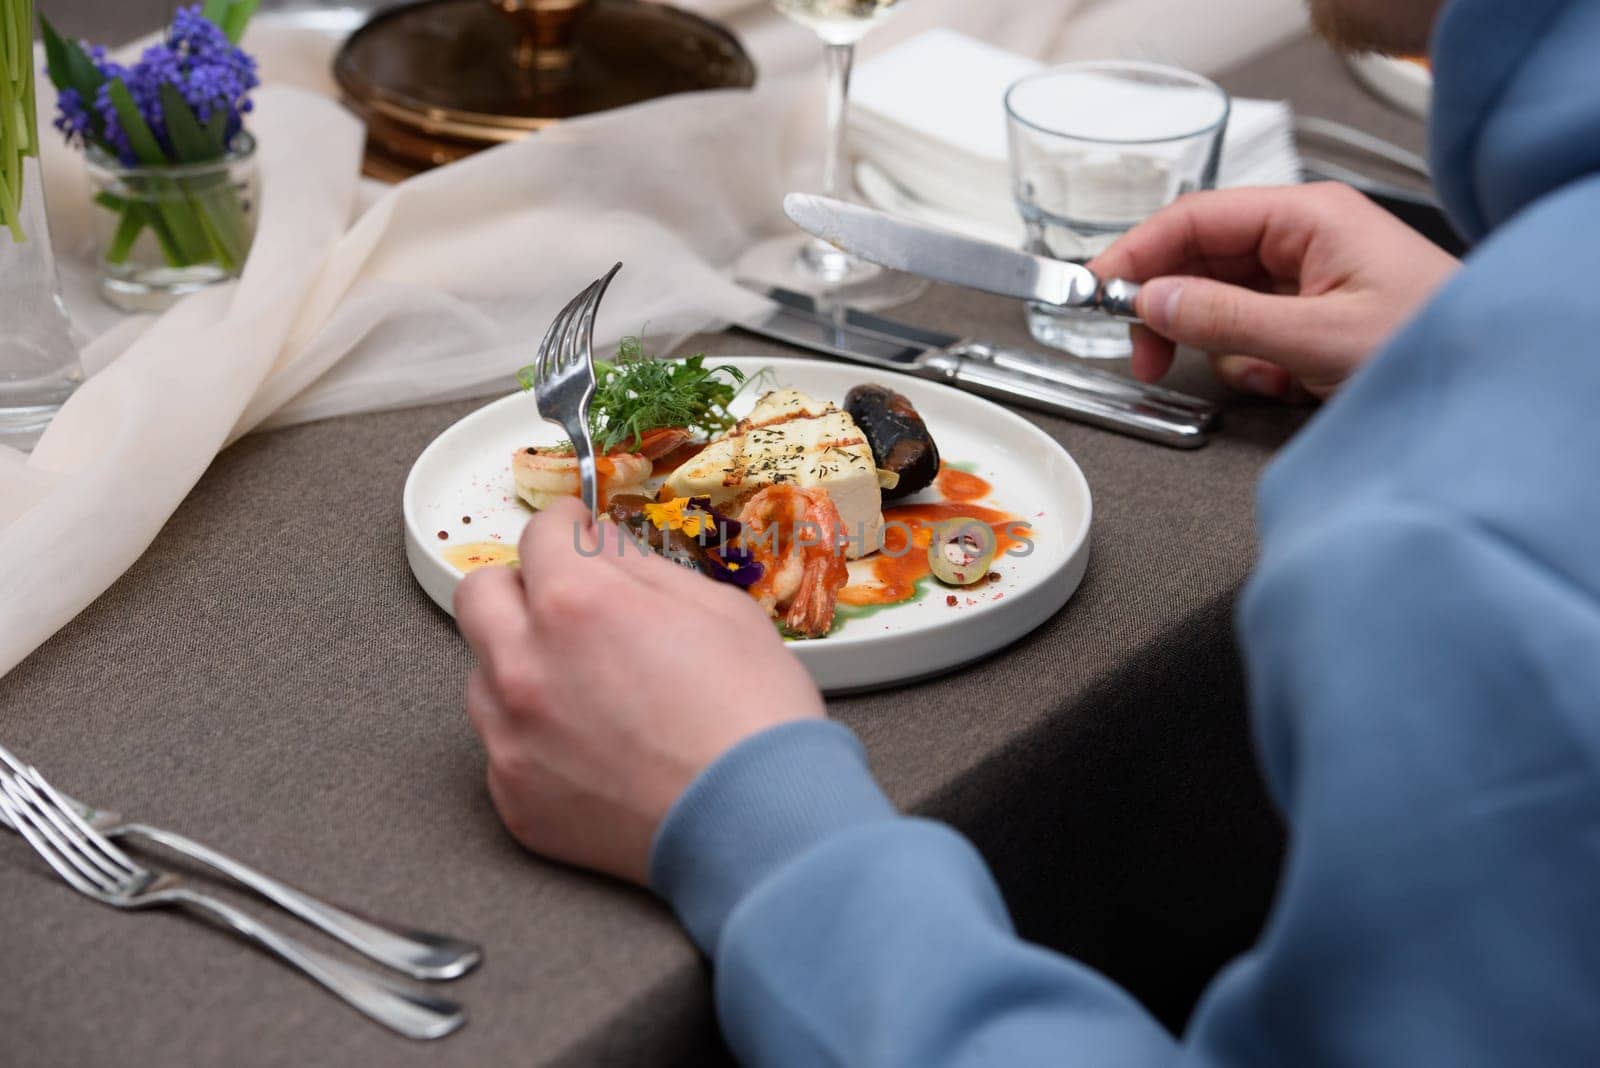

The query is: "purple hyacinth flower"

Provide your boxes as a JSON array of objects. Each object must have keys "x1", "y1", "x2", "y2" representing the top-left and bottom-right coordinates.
[{"x1": 58, "y1": 4, "x2": 259, "y2": 165}]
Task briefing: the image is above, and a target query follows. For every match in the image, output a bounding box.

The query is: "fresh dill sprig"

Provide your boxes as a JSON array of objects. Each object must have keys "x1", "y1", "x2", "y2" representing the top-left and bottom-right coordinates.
[{"x1": 518, "y1": 336, "x2": 763, "y2": 453}]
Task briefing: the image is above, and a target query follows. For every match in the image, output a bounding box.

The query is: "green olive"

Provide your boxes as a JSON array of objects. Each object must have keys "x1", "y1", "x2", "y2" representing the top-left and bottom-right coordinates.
[{"x1": 928, "y1": 518, "x2": 997, "y2": 586}]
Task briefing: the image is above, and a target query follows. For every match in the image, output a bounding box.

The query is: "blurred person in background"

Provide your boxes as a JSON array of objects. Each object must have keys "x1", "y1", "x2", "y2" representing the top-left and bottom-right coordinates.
[{"x1": 456, "y1": 0, "x2": 1600, "y2": 1063}]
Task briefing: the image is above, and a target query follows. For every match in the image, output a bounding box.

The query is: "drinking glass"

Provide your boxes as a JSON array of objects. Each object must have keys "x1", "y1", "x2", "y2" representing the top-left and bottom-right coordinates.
[
  {"x1": 1005, "y1": 62, "x2": 1229, "y2": 359},
  {"x1": 742, "y1": 0, "x2": 925, "y2": 308}
]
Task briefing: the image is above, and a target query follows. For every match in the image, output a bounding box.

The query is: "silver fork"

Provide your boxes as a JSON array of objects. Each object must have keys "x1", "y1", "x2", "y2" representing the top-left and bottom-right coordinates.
[
  {"x1": 0, "y1": 752, "x2": 465, "y2": 1041},
  {"x1": 531, "y1": 263, "x2": 623, "y2": 516},
  {"x1": 0, "y1": 790, "x2": 480, "y2": 981}
]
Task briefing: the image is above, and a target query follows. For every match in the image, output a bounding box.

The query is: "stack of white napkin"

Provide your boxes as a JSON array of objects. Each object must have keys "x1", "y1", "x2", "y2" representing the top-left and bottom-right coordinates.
[{"x1": 850, "y1": 29, "x2": 1302, "y2": 244}]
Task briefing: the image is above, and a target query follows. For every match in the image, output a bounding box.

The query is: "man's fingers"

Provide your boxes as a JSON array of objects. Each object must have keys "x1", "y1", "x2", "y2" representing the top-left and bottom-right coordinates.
[
  {"x1": 1137, "y1": 276, "x2": 1335, "y2": 370},
  {"x1": 1210, "y1": 354, "x2": 1294, "y2": 399},
  {"x1": 1129, "y1": 326, "x2": 1176, "y2": 383},
  {"x1": 518, "y1": 495, "x2": 602, "y2": 578},
  {"x1": 455, "y1": 563, "x2": 538, "y2": 682},
  {"x1": 1088, "y1": 185, "x2": 1327, "y2": 283},
  {"x1": 465, "y1": 666, "x2": 509, "y2": 741}
]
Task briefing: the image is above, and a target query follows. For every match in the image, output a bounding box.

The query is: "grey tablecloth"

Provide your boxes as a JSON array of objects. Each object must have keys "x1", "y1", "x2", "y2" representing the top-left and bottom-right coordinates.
[{"x1": 0, "y1": 18, "x2": 1431, "y2": 1067}]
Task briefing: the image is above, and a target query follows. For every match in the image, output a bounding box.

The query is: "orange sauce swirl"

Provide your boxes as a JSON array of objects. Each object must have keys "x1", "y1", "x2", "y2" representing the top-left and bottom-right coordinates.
[{"x1": 839, "y1": 469, "x2": 1029, "y2": 608}]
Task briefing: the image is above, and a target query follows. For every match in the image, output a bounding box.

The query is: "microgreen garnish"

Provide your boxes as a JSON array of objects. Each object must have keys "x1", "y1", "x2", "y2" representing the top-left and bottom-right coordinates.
[{"x1": 517, "y1": 335, "x2": 761, "y2": 453}]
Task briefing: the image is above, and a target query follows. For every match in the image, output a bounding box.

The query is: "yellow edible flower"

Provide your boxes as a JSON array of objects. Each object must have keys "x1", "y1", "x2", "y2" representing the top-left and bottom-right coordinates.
[{"x1": 643, "y1": 498, "x2": 713, "y2": 538}]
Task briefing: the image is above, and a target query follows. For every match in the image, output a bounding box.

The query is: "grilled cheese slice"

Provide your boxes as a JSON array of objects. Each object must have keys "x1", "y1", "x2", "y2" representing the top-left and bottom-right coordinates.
[{"x1": 665, "y1": 389, "x2": 884, "y2": 558}]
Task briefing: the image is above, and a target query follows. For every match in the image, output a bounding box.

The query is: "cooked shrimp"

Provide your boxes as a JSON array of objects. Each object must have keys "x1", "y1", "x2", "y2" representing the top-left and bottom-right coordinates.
[
  {"x1": 511, "y1": 428, "x2": 693, "y2": 511},
  {"x1": 513, "y1": 448, "x2": 653, "y2": 511},
  {"x1": 627, "y1": 427, "x2": 696, "y2": 461},
  {"x1": 736, "y1": 485, "x2": 850, "y2": 638}
]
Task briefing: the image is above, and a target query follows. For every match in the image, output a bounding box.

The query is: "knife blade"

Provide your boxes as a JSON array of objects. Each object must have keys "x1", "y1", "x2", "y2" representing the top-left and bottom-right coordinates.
[
  {"x1": 742, "y1": 283, "x2": 1220, "y2": 427},
  {"x1": 783, "y1": 194, "x2": 1143, "y2": 321},
  {"x1": 737, "y1": 290, "x2": 1211, "y2": 449}
]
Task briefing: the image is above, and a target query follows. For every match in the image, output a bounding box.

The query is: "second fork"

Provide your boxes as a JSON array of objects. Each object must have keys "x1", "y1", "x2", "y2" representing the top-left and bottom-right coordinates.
[{"x1": 0, "y1": 757, "x2": 465, "y2": 1041}]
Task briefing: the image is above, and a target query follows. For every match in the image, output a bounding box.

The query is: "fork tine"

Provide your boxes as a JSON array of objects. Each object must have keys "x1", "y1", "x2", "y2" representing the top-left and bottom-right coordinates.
[
  {"x1": 0, "y1": 741, "x2": 30, "y2": 778},
  {"x1": 539, "y1": 284, "x2": 594, "y2": 389},
  {"x1": 533, "y1": 294, "x2": 572, "y2": 391},
  {"x1": 2, "y1": 771, "x2": 130, "y2": 884},
  {"x1": 0, "y1": 776, "x2": 119, "y2": 895},
  {"x1": 571, "y1": 262, "x2": 623, "y2": 372},
  {"x1": 0, "y1": 742, "x2": 141, "y2": 879},
  {"x1": 562, "y1": 264, "x2": 620, "y2": 372},
  {"x1": 25, "y1": 764, "x2": 141, "y2": 875},
  {"x1": 552, "y1": 280, "x2": 601, "y2": 378}
]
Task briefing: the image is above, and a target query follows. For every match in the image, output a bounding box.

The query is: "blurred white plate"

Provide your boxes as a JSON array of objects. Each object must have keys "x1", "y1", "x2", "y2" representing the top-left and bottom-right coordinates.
[
  {"x1": 403, "y1": 357, "x2": 1092, "y2": 693},
  {"x1": 1349, "y1": 53, "x2": 1432, "y2": 119}
]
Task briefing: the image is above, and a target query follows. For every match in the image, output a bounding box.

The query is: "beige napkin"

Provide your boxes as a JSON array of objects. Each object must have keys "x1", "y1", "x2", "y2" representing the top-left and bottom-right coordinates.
[{"x1": 0, "y1": 77, "x2": 806, "y2": 675}]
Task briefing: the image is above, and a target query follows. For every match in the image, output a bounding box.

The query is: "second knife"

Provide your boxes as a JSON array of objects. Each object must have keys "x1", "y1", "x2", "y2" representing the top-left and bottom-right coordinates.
[{"x1": 737, "y1": 288, "x2": 1211, "y2": 449}]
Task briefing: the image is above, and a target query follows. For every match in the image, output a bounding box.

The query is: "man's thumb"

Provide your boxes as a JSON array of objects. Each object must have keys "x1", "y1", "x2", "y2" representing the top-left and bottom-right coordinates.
[{"x1": 1137, "y1": 276, "x2": 1308, "y2": 363}]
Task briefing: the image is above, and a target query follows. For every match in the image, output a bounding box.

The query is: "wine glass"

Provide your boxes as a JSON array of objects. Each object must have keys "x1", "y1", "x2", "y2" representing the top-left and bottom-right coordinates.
[{"x1": 740, "y1": 0, "x2": 927, "y2": 309}]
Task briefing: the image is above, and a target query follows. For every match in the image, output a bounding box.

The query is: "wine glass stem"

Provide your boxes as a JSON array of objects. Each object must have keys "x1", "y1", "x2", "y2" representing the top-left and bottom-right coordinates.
[
  {"x1": 796, "y1": 40, "x2": 861, "y2": 282},
  {"x1": 819, "y1": 41, "x2": 855, "y2": 203}
]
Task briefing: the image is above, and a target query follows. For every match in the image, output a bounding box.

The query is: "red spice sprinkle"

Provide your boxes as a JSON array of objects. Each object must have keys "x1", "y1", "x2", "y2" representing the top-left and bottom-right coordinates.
[
  {"x1": 436, "y1": 531, "x2": 448, "y2": 541},
  {"x1": 945, "y1": 595, "x2": 958, "y2": 607}
]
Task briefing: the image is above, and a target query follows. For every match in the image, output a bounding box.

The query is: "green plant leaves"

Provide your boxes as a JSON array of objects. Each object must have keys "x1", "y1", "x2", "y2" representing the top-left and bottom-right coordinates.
[
  {"x1": 202, "y1": 0, "x2": 261, "y2": 45},
  {"x1": 159, "y1": 82, "x2": 220, "y2": 161},
  {"x1": 105, "y1": 78, "x2": 164, "y2": 165},
  {"x1": 39, "y1": 14, "x2": 108, "y2": 143},
  {"x1": 3, "y1": 0, "x2": 37, "y2": 240}
]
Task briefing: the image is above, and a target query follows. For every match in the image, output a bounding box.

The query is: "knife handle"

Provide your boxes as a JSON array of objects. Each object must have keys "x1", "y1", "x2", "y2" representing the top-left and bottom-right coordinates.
[
  {"x1": 925, "y1": 353, "x2": 1208, "y2": 450},
  {"x1": 1097, "y1": 278, "x2": 1143, "y2": 322},
  {"x1": 953, "y1": 342, "x2": 1221, "y2": 428}
]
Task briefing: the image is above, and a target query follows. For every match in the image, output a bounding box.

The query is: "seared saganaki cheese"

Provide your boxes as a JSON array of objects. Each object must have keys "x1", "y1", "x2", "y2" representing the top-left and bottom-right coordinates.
[{"x1": 664, "y1": 390, "x2": 884, "y2": 558}]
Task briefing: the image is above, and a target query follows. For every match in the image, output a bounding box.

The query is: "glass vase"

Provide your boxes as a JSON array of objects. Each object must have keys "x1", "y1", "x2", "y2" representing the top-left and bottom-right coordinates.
[
  {"x1": 0, "y1": 155, "x2": 84, "y2": 448},
  {"x1": 85, "y1": 132, "x2": 260, "y2": 313}
]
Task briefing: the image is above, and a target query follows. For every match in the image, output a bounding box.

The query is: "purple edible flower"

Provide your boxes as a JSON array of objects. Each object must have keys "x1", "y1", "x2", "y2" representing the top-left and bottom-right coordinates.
[
  {"x1": 706, "y1": 546, "x2": 765, "y2": 589},
  {"x1": 688, "y1": 496, "x2": 744, "y2": 543}
]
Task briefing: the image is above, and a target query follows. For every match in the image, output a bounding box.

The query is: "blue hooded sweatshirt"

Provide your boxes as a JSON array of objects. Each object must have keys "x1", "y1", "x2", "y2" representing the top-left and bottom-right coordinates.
[{"x1": 648, "y1": 1, "x2": 1600, "y2": 1062}]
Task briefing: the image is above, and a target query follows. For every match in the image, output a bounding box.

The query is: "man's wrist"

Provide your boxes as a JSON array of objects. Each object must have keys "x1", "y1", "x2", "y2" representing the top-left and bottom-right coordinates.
[{"x1": 649, "y1": 719, "x2": 900, "y2": 956}]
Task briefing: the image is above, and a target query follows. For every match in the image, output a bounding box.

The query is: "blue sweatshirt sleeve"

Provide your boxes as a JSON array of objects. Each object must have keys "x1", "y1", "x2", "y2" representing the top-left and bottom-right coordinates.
[
  {"x1": 650, "y1": 721, "x2": 1178, "y2": 1066},
  {"x1": 651, "y1": 496, "x2": 1600, "y2": 1067}
]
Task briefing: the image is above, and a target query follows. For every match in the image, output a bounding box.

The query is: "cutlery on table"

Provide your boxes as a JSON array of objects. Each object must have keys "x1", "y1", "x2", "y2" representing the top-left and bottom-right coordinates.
[
  {"x1": 0, "y1": 747, "x2": 465, "y2": 1040},
  {"x1": 0, "y1": 786, "x2": 481, "y2": 982},
  {"x1": 738, "y1": 283, "x2": 1216, "y2": 450},
  {"x1": 529, "y1": 262, "x2": 623, "y2": 517},
  {"x1": 783, "y1": 193, "x2": 1147, "y2": 324}
]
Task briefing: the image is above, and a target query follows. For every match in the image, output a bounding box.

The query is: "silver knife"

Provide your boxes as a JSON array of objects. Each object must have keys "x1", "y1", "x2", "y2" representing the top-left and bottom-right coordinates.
[
  {"x1": 783, "y1": 194, "x2": 1144, "y2": 321},
  {"x1": 737, "y1": 286, "x2": 1211, "y2": 449},
  {"x1": 743, "y1": 283, "x2": 1220, "y2": 428}
]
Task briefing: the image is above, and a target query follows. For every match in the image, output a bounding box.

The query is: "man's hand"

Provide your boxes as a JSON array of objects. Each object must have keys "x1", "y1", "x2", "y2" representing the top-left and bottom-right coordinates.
[
  {"x1": 454, "y1": 497, "x2": 826, "y2": 885},
  {"x1": 1089, "y1": 183, "x2": 1459, "y2": 400}
]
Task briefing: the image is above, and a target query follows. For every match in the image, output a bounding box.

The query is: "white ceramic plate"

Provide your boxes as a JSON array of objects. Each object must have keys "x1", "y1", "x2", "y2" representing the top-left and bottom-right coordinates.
[
  {"x1": 1349, "y1": 53, "x2": 1432, "y2": 120},
  {"x1": 403, "y1": 357, "x2": 1092, "y2": 693}
]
